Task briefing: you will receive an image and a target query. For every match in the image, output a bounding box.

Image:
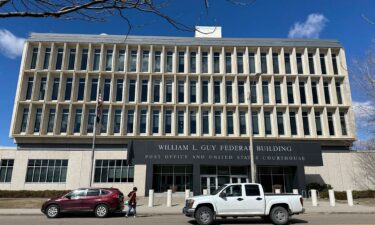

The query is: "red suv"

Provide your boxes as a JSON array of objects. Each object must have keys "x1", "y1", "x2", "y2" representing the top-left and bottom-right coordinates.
[{"x1": 41, "y1": 188, "x2": 124, "y2": 218}]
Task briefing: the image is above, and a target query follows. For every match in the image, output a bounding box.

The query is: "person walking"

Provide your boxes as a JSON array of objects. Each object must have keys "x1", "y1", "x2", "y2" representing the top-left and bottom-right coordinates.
[{"x1": 125, "y1": 187, "x2": 137, "y2": 218}]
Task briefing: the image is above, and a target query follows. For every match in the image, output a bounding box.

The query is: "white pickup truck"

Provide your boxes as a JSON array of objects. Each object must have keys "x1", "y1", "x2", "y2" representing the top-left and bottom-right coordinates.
[{"x1": 183, "y1": 183, "x2": 304, "y2": 225}]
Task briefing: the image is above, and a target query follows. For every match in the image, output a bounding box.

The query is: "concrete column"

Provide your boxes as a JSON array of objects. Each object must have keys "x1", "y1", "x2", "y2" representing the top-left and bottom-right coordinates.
[
  {"x1": 144, "y1": 164, "x2": 153, "y2": 196},
  {"x1": 328, "y1": 189, "x2": 335, "y2": 207},
  {"x1": 185, "y1": 189, "x2": 190, "y2": 200},
  {"x1": 311, "y1": 189, "x2": 318, "y2": 206},
  {"x1": 193, "y1": 165, "x2": 200, "y2": 196},
  {"x1": 275, "y1": 189, "x2": 281, "y2": 194},
  {"x1": 346, "y1": 190, "x2": 354, "y2": 206},
  {"x1": 148, "y1": 189, "x2": 154, "y2": 207},
  {"x1": 293, "y1": 189, "x2": 299, "y2": 194},
  {"x1": 203, "y1": 189, "x2": 208, "y2": 195},
  {"x1": 167, "y1": 189, "x2": 172, "y2": 207}
]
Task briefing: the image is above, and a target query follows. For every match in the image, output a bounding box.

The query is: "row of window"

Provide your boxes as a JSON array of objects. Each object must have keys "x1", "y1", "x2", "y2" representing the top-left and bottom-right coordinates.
[
  {"x1": 0, "y1": 159, "x2": 134, "y2": 183},
  {"x1": 29, "y1": 46, "x2": 341, "y2": 75},
  {"x1": 19, "y1": 106, "x2": 348, "y2": 137},
  {"x1": 23, "y1": 75, "x2": 345, "y2": 105}
]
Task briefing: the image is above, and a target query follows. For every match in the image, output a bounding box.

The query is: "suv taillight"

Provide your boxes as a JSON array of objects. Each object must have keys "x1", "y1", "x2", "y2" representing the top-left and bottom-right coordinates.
[{"x1": 300, "y1": 197, "x2": 303, "y2": 206}]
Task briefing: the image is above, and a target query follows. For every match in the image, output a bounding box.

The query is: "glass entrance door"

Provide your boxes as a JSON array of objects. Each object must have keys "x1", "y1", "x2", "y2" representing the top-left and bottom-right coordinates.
[
  {"x1": 200, "y1": 176, "x2": 217, "y2": 194},
  {"x1": 230, "y1": 176, "x2": 248, "y2": 184}
]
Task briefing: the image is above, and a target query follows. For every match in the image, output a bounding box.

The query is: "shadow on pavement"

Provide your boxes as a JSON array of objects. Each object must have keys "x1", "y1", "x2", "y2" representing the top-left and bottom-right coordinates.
[{"x1": 188, "y1": 217, "x2": 308, "y2": 224}]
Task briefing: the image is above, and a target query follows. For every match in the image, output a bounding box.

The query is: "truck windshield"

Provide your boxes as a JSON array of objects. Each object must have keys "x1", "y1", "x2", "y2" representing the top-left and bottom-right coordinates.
[{"x1": 211, "y1": 184, "x2": 227, "y2": 195}]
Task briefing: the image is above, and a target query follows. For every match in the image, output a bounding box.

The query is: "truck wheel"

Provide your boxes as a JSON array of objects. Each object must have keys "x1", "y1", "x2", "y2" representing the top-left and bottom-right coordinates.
[
  {"x1": 46, "y1": 204, "x2": 60, "y2": 218},
  {"x1": 195, "y1": 206, "x2": 214, "y2": 225},
  {"x1": 95, "y1": 204, "x2": 109, "y2": 218},
  {"x1": 270, "y1": 206, "x2": 289, "y2": 225}
]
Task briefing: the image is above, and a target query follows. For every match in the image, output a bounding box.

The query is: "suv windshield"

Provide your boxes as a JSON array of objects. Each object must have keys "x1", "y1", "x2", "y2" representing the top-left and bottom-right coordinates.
[{"x1": 211, "y1": 184, "x2": 227, "y2": 195}]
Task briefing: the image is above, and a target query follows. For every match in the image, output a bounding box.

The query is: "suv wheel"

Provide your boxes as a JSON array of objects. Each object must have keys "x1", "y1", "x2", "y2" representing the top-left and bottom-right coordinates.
[
  {"x1": 195, "y1": 206, "x2": 214, "y2": 225},
  {"x1": 46, "y1": 204, "x2": 60, "y2": 218},
  {"x1": 95, "y1": 204, "x2": 109, "y2": 218},
  {"x1": 270, "y1": 206, "x2": 289, "y2": 225}
]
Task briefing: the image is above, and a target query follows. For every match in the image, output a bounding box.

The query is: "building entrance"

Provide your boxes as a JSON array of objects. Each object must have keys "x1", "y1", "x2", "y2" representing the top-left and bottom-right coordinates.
[
  {"x1": 257, "y1": 166, "x2": 295, "y2": 193},
  {"x1": 152, "y1": 165, "x2": 193, "y2": 192}
]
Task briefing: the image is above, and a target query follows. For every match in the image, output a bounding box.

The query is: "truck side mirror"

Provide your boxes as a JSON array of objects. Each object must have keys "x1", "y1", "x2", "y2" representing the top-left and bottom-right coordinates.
[{"x1": 219, "y1": 192, "x2": 226, "y2": 198}]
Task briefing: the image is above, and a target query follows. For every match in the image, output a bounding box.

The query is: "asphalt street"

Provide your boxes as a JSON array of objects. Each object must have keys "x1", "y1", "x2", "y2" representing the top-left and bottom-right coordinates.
[{"x1": 1, "y1": 214, "x2": 375, "y2": 225}]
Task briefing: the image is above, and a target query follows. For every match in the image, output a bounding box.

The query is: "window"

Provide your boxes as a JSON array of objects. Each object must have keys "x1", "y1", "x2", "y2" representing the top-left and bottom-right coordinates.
[
  {"x1": 141, "y1": 50, "x2": 149, "y2": 72},
  {"x1": 113, "y1": 109, "x2": 121, "y2": 134},
  {"x1": 154, "y1": 51, "x2": 161, "y2": 72},
  {"x1": 327, "y1": 112, "x2": 335, "y2": 135},
  {"x1": 47, "y1": 109, "x2": 56, "y2": 133},
  {"x1": 308, "y1": 53, "x2": 315, "y2": 74},
  {"x1": 190, "y1": 52, "x2": 196, "y2": 73},
  {"x1": 264, "y1": 111, "x2": 272, "y2": 135},
  {"x1": 55, "y1": 48, "x2": 63, "y2": 70},
  {"x1": 86, "y1": 109, "x2": 95, "y2": 133},
  {"x1": 30, "y1": 47, "x2": 38, "y2": 69},
  {"x1": 105, "y1": 49, "x2": 113, "y2": 71},
  {"x1": 214, "y1": 81, "x2": 221, "y2": 103},
  {"x1": 77, "y1": 78, "x2": 85, "y2": 101},
  {"x1": 274, "y1": 81, "x2": 281, "y2": 104},
  {"x1": 226, "y1": 81, "x2": 233, "y2": 103},
  {"x1": 222, "y1": 185, "x2": 242, "y2": 197},
  {"x1": 26, "y1": 159, "x2": 68, "y2": 183},
  {"x1": 39, "y1": 77, "x2": 46, "y2": 100},
  {"x1": 289, "y1": 111, "x2": 297, "y2": 135},
  {"x1": 320, "y1": 54, "x2": 327, "y2": 74},
  {"x1": 153, "y1": 80, "x2": 160, "y2": 102},
  {"x1": 90, "y1": 78, "x2": 98, "y2": 101},
  {"x1": 165, "y1": 110, "x2": 172, "y2": 134},
  {"x1": 315, "y1": 112, "x2": 322, "y2": 135},
  {"x1": 332, "y1": 54, "x2": 339, "y2": 75},
  {"x1": 190, "y1": 80, "x2": 196, "y2": 103},
  {"x1": 165, "y1": 80, "x2": 172, "y2": 102},
  {"x1": 239, "y1": 111, "x2": 246, "y2": 135},
  {"x1": 324, "y1": 82, "x2": 330, "y2": 104},
  {"x1": 214, "y1": 111, "x2": 221, "y2": 135},
  {"x1": 284, "y1": 53, "x2": 291, "y2": 74},
  {"x1": 287, "y1": 81, "x2": 294, "y2": 104},
  {"x1": 60, "y1": 109, "x2": 69, "y2": 133},
  {"x1": 249, "y1": 53, "x2": 255, "y2": 74},
  {"x1": 340, "y1": 112, "x2": 347, "y2": 135},
  {"x1": 128, "y1": 79, "x2": 136, "y2": 102},
  {"x1": 68, "y1": 49, "x2": 76, "y2": 70},
  {"x1": 130, "y1": 50, "x2": 137, "y2": 72},
  {"x1": 65, "y1": 78, "x2": 72, "y2": 101},
  {"x1": 238, "y1": 81, "x2": 245, "y2": 103},
  {"x1": 272, "y1": 53, "x2": 279, "y2": 74},
  {"x1": 336, "y1": 82, "x2": 343, "y2": 104},
  {"x1": 116, "y1": 79, "x2": 123, "y2": 102},
  {"x1": 178, "y1": 80, "x2": 184, "y2": 103},
  {"x1": 43, "y1": 48, "x2": 51, "y2": 69},
  {"x1": 0, "y1": 159, "x2": 14, "y2": 183},
  {"x1": 261, "y1": 53, "x2": 268, "y2": 74},
  {"x1": 237, "y1": 52, "x2": 244, "y2": 73},
  {"x1": 312, "y1": 81, "x2": 319, "y2": 104},
  {"x1": 252, "y1": 111, "x2": 259, "y2": 135},
  {"x1": 178, "y1": 52, "x2": 185, "y2": 73},
  {"x1": 87, "y1": 189, "x2": 100, "y2": 197},
  {"x1": 214, "y1": 52, "x2": 220, "y2": 73},
  {"x1": 227, "y1": 111, "x2": 234, "y2": 135},
  {"x1": 103, "y1": 79, "x2": 111, "y2": 101},
  {"x1": 141, "y1": 80, "x2": 148, "y2": 102},
  {"x1": 299, "y1": 82, "x2": 306, "y2": 104},
  {"x1": 126, "y1": 110, "x2": 134, "y2": 133},
  {"x1": 178, "y1": 111, "x2": 184, "y2": 134},
  {"x1": 26, "y1": 77, "x2": 34, "y2": 100},
  {"x1": 296, "y1": 53, "x2": 303, "y2": 74},
  {"x1": 277, "y1": 112, "x2": 284, "y2": 135},
  {"x1": 74, "y1": 109, "x2": 82, "y2": 133},
  {"x1": 20, "y1": 108, "x2": 29, "y2": 133},
  {"x1": 51, "y1": 78, "x2": 60, "y2": 100},
  {"x1": 117, "y1": 49, "x2": 125, "y2": 71},
  {"x1": 166, "y1": 51, "x2": 173, "y2": 72},
  {"x1": 34, "y1": 108, "x2": 42, "y2": 133},
  {"x1": 245, "y1": 185, "x2": 260, "y2": 196},
  {"x1": 302, "y1": 111, "x2": 310, "y2": 135},
  {"x1": 100, "y1": 109, "x2": 108, "y2": 133},
  {"x1": 202, "y1": 80, "x2": 209, "y2": 103},
  {"x1": 139, "y1": 109, "x2": 147, "y2": 133},
  {"x1": 80, "y1": 48, "x2": 88, "y2": 70},
  {"x1": 190, "y1": 111, "x2": 196, "y2": 134},
  {"x1": 225, "y1": 52, "x2": 232, "y2": 73},
  {"x1": 202, "y1": 111, "x2": 209, "y2": 134},
  {"x1": 152, "y1": 110, "x2": 159, "y2": 134},
  {"x1": 250, "y1": 81, "x2": 258, "y2": 102},
  {"x1": 93, "y1": 49, "x2": 101, "y2": 71},
  {"x1": 94, "y1": 160, "x2": 134, "y2": 183},
  {"x1": 262, "y1": 81, "x2": 269, "y2": 103},
  {"x1": 202, "y1": 52, "x2": 208, "y2": 73}
]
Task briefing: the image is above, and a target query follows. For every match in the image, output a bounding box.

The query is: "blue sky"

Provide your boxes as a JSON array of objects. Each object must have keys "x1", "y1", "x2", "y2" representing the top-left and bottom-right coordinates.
[{"x1": 0, "y1": 0, "x2": 374, "y2": 146}]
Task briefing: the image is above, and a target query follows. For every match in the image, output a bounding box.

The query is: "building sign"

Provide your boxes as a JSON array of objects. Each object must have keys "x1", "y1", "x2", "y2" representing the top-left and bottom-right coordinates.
[{"x1": 131, "y1": 140, "x2": 322, "y2": 166}]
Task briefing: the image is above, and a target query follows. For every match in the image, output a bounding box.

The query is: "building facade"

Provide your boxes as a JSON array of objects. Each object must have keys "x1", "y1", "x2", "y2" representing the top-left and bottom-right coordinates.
[{"x1": 1, "y1": 31, "x2": 356, "y2": 196}]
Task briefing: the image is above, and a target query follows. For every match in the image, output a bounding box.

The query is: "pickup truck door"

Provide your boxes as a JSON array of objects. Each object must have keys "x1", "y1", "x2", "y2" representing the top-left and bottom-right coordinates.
[
  {"x1": 215, "y1": 184, "x2": 245, "y2": 215},
  {"x1": 242, "y1": 184, "x2": 265, "y2": 215}
]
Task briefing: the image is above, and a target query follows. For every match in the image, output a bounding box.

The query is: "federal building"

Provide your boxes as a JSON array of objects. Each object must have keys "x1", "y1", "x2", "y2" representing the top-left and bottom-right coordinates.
[{"x1": 1, "y1": 27, "x2": 366, "y2": 196}]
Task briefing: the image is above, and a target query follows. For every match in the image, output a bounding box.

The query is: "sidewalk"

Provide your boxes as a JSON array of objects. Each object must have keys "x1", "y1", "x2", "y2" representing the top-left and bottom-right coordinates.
[{"x1": 0, "y1": 197, "x2": 375, "y2": 216}]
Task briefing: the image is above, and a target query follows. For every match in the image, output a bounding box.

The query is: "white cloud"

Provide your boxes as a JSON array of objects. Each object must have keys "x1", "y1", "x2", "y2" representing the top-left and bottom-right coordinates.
[
  {"x1": 0, "y1": 29, "x2": 25, "y2": 59},
  {"x1": 353, "y1": 100, "x2": 375, "y2": 120},
  {"x1": 288, "y1": 13, "x2": 328, "y2": 39}
]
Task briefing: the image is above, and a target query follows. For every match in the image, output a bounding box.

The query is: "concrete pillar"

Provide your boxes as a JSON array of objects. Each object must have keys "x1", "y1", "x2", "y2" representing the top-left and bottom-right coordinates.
[
  {"x1": 148, "y1": 189, "x2": 154, "y2": 207},
  {"x1": 185, "y1": 189, "x2": 190, "y2": 200},
  {"x1": 293, "y1": 189, "x2": 299, "y2": 194},
  {"x1": 346, "y1": 190, "x2": 354, "y2": 206},
  {"x1": 311, "y1": 189, "x2": 318, "y2": 206},
  {"x1": 275, "y1": 189, "x2": 281, "y2": 194},
  {"x1": 193, "y1": 165, "x2": 200, "y2": 195},
  {"x1": 167, "y1": 189, "x2": 172, "y2": 207},
  {"x1": 203, "y1": 189, "x2": 208, "y2": 195},
  {"x1": 328, "y1": 189, "x2": 335, "y2": 207}
]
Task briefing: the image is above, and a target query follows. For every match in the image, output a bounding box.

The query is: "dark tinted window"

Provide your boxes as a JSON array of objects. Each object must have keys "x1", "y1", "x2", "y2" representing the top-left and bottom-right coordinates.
[
  {"x1": 101, "y1": 190, "x2": 110, "y2": 195},
  {"x1": 245, "y1": 185, "x2": 260, "y2": 196},
  {"x1": 87, "y1": 189, "x2": 100, "y2": 196}
]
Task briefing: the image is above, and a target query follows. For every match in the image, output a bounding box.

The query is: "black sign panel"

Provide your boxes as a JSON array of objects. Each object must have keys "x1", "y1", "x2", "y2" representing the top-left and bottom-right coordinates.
[{"x1": 131, "y1": 140, "x2": 322, "y2": 166}]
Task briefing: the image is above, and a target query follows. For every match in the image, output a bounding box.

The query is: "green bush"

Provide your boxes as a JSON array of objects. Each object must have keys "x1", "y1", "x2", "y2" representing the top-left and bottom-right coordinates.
[
  {"x1": 0, "y1": 190, "x2": 70, "y2": 198},
  {"x1": 306, "y1": 182, "x2": 332, "y2": 192}
]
